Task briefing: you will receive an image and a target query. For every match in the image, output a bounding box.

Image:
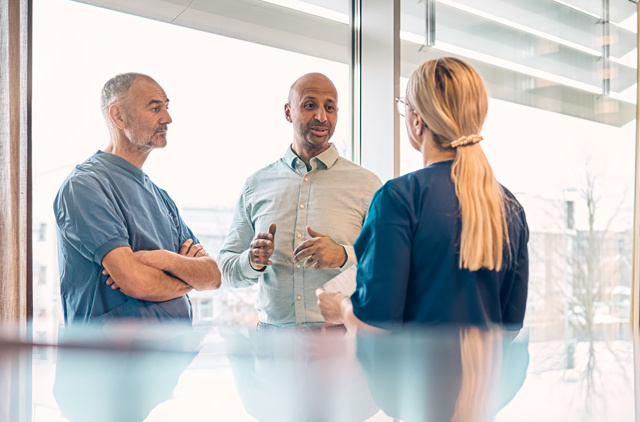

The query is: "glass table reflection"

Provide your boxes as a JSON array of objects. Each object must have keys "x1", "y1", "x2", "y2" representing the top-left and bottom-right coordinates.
[{"x1": 6, "y1": 321, "x2": 632, "y2": 421}]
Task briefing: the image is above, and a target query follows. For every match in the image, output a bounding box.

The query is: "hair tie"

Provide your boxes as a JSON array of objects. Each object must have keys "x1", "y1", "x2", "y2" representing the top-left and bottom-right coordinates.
[{"x1": 450, "y1": 134, "x2": 483, "y2": 148}]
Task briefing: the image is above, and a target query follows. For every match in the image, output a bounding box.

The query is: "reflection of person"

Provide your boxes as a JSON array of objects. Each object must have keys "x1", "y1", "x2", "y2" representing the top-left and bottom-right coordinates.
[
  {"x1": 222, "y1": 329, "x2": 379, "y2": 422},
  {"x1": 317, "y1": 58, "x2": 529, "y2": 421},
  {"x1": 218, "y1": 73, "x2": 381, "y2": 329},
  {"x1": 53, "y1": 323, "x2": 198, "y2": 422},
  {"x1": 54, "y1": 73, "x2": 221, "y2": 325}
]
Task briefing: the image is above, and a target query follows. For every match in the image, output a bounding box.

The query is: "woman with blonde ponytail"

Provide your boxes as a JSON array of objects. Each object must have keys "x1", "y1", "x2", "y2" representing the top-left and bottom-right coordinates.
[{"x1": 317, "y1": 57, "x2": 529, "y2": 421}]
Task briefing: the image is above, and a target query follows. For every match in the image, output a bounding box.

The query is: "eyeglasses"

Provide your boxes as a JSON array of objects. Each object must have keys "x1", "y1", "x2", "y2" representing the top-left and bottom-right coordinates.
[{"x1": 395, "y1": 97, "x2": 407, "y2": 117}]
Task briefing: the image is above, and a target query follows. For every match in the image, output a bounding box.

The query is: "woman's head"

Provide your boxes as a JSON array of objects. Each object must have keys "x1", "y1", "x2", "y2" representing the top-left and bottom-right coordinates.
[
  {"x1": 406, "y1": 57, "x2": 488, "y2": 151},
  {"x1": 407, "y1": 58, "x2": 508, "y2": 272}
]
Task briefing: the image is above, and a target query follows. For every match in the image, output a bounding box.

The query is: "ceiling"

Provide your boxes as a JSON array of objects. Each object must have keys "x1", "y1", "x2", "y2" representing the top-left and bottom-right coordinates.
[{"x1": 72, "y1": 0, "x2": 638, "y2": 126}]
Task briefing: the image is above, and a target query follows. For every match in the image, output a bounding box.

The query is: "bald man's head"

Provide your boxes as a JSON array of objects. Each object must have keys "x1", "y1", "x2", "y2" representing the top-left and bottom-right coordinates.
[
  {"x1": 284, "y1": 72, "x2": 339, "y2": 159},
  {"x1": 288, "y1": 73, "x2": 338, "y2": 104}
]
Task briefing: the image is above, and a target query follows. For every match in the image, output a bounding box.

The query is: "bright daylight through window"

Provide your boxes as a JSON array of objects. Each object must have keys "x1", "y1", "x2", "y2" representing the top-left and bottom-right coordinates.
[{"x1": 30, "y1": 0, "x2": 638, "y2": 421}]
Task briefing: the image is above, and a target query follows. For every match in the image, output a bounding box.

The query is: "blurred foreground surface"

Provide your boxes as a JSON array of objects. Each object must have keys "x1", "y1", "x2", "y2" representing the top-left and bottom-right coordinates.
[{"x1": 0, "y1": 322, "x2": 633, "y2": 422}]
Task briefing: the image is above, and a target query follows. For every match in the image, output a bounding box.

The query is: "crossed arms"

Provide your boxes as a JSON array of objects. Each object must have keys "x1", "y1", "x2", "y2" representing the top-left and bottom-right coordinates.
[{"x1": 102, "y1": 239, "x2": 221, "y2": 302}]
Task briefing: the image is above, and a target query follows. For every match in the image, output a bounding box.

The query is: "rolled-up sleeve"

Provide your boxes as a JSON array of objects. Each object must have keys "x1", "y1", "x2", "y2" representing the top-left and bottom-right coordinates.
[{"x1": 54, "y1": 175, "x2": 130, "y2": 264}]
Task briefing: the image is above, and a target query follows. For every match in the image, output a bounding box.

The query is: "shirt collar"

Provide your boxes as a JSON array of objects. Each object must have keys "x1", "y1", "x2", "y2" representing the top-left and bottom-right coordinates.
[
  {"x1": 95, "y1": 150, "x2": 148, "y2": 183},
  {"x1": 284, "y1": 143, "x2": 340, "y2": 170}
]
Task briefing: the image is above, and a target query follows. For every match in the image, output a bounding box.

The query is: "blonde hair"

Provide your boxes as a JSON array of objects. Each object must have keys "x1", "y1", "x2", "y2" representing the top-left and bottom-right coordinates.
[
  {"x1": 452, "y1": 327, "x2": 502, "y2": 422},
  {"x1": 406, "y1": 57, "x2": 508, "y2": 271}
]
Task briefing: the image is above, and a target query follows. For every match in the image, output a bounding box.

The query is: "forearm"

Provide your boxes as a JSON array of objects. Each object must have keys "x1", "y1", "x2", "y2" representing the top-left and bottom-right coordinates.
[
  {"x1": 217, "y1": 249, "x2": 262, "y2": 288},
  {"x1": 118, "y1": 264, "x2": 192, "y2": 302},
  {"x1": 137, "y1": 250, "x2": 221, "y2": 291}
]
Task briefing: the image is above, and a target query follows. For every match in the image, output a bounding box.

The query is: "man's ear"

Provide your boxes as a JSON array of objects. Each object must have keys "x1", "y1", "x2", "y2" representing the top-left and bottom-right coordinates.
[
  {"x1": 284, "y1": 103, "x2": 292, "y2": 123},
  {"x1": 109, "y1": 104, "x2": 126, "y2": 130}
]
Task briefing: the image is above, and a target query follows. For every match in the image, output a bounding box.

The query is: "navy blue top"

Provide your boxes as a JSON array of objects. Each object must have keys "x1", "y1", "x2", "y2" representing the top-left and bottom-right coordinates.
[
  {"x1": 54, "y1": 151, "x2": 197, "y2": 325},
  {"x1": 351, "y1": 160, "x2": 529, "y2": 330}
]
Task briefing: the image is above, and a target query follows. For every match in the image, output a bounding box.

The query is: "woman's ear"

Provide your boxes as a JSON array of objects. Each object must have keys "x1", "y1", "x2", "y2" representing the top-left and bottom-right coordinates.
[{"x1": 409, "y1": 110, "x2": 425, "y2": 137}]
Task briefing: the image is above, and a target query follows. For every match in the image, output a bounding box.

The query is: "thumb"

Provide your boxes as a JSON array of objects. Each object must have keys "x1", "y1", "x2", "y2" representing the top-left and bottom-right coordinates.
[
  {"x1": 315, "y1": 288, "x2": 326, "y2": 298},
  {"x1": 307, "y1": 226, "x2": 325, "y2": 238},
  {"x1": 268, "y1": 223, "x2": 277, "y2": 238}
]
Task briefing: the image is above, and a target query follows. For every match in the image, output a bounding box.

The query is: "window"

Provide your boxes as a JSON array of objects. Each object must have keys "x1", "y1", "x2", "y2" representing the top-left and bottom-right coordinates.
[
  {"x1": 566, "y1": 200, "x2": 575, "y2": 230},
  {"x1": 32, "y1": 0, "x2": 351, "y2": 417}
]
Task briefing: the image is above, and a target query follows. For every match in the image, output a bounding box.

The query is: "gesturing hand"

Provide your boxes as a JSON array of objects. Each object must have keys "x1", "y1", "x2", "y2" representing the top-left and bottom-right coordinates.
[
  {"x1": 293, "y1": 226, "x2": 347, "y2": 270},
  {"x1": 249, "y1": 223, "x2": 277, "y2": 270}
]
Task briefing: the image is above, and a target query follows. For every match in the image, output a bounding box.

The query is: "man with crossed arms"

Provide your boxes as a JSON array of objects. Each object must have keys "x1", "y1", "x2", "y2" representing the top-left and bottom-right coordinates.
[{"x1": 55, "y1": 73, "x2": 221, "y2": 325}]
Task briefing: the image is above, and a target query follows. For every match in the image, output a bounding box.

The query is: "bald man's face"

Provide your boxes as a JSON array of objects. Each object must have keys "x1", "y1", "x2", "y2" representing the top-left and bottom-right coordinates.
[{"x1": 285, "y1": 75, "x2": 338, "y2": 152}]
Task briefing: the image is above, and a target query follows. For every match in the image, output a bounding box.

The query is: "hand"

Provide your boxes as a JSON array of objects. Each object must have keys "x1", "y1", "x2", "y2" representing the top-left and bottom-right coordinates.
[
  {"x1": 102, "y1": 268, "x2": 120, "y2": 290},
  {"x1": 316, "y1": 288, "x2": 348, "y2": 324},
  {"x1": 293, "y1": 226, "x2": 347, "y2": 270},
  {"x1": 179, "y1": 238, "x2": 208, "y2": 257},
  {"x1": 249, "y1": 223, "x2": 277, "y2": 270}
]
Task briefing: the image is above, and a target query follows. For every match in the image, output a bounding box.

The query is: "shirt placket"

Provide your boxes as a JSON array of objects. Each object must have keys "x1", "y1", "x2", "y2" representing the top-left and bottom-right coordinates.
[{"x1": 293, "y1": 161, "x2": 313, "y2": 324}]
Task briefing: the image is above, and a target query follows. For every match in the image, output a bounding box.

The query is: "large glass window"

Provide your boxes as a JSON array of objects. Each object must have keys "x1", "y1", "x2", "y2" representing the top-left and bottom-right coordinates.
[
  {"x1": 30, "y1": 0, "x2": 639, "y2": 420},
  {"x1": 32, "y1": 0, "x2": 350, "y2": 417},
  {"x1": 399, "y1": 1, "x2": 636, "y2": 420}
]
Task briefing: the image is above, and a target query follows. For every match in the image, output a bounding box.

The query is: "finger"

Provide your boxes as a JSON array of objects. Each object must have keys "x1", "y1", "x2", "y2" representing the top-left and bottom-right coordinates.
[
  {"x1": 102, "y1": 269, "x2": 109, "y2": 276},
  {"x1": 255, "y1": 231, "x2": 274, "y2": 240},
  {"x1": 250, "y1": 239, "x2": 274, "y2": 249},
  {"x1": 188, "y1": 243, "x2": 204, "y2": 257},
  {"x1": 195, "y1": 248, "x2": 207, "y2": 257},
  {"x1": 252, "y1": 247, "x2": 274, "y2": 256},
  {"x1": 180, "y1": 239, "x2": 194, "y2": 255},
  {"x1": 306, "y1": 226, "x2": 326, "y2": 238},
  {"x1": 250, "y1": 257, "x2": 272, "y2": 267},
  {"x1": 304, "y1": 256, "x2": 318, "y2": 268},
  {"x1": 106, "y1": 277, "x2": 119, "y2": 290},
  {"x1": 293, "y1": 238, "x2": 317, "y2": 255},
  {"x1": 293, "y1": 247, "x2": 315, "y2": 262}
]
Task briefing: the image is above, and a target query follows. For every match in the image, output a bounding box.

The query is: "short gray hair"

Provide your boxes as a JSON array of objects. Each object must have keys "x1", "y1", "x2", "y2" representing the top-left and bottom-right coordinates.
[{"x1": 100, "y1": 72, "x2": 149, "y2": 127}]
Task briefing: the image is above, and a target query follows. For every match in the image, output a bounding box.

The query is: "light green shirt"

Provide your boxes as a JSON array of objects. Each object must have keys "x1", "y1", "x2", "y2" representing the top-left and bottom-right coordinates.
[{"x1": 218, "y1": 144, "x2": 382, "y2": 327}]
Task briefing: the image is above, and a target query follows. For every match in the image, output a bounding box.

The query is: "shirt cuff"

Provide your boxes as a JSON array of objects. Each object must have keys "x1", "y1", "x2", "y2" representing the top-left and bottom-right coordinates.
[
  {"x1": 340, "y1": 244, "x2": 356, "y2": 272},
  {"x1": 239, "y1": 249, "x2": 268, "y2": 278},
  {"x1": 94, "y1": 238, "x2": 131, "y2": 265}
]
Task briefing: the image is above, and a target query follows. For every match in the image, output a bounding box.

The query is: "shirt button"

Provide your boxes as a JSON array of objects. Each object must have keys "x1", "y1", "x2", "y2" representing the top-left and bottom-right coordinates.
[
  {"x1": 296, "y1": 264, "x2": 301, "y2": 269},
  {"x1": 296, "y1": 233, "x2": 302, "y2": 238},
  {"x1": 297, "y1": 295, "x2": 302, "y2": 300},
  {"x1": 304, "y1": 177, "x2": 309, "y2": 182},
  {"x1": 299, "y1": 204, "x2": 305, "y2": 209}
]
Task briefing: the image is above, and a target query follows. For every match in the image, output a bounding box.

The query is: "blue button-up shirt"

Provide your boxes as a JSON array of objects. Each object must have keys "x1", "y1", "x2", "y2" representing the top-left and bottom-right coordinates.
[
  {"x1": 54, "y1": 151, "x2": 197, "y2": 325},
  {"x1": 218, "y1": 144, "x2": 382, "y2": 327}
]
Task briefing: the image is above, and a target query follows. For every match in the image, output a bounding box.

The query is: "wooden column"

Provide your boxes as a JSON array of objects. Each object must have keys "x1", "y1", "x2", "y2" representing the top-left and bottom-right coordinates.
[
  {"x1": 0, "y1": 0, "x2": 31, "y2": 323},
  {"x1": 0, "y1": 1, "x2": 32, "y2": 419}
]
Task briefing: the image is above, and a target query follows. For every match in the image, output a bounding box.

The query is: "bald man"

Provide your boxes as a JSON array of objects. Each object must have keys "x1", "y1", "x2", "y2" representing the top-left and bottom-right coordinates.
[{"x1": 218, "y1": 73, "x2": 381, "y2": 330}]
